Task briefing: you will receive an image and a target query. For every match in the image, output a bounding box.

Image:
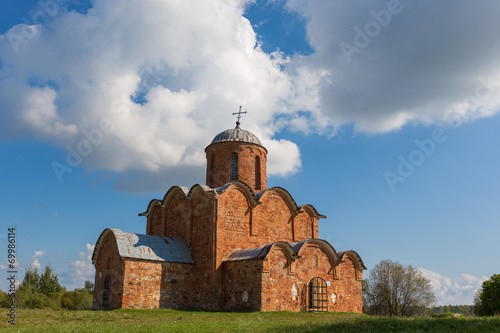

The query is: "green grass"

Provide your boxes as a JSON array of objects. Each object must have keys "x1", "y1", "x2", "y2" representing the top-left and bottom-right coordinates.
[{"x1": 1, "y1": 309, "x2": 500, "y2": 332}]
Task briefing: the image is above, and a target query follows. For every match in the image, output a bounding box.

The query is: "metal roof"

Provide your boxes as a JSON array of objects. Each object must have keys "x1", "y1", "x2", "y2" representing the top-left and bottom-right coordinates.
[
  {"x1": 92, "y1": 228, "x2": 193, "y2": 264},
  {"x1": 209, "y1": 125, "x2": 262, "y2": 146},
  {"x1": 224, "y1": 244, "x2": 272, "y2": 261},
  {"x1": 224, "y1": 242, "x2": 296, "y2": 262}
]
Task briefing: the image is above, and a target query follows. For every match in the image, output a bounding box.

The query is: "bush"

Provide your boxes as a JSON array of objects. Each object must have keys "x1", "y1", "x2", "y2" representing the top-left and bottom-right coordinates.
[
  {"x1": 432, "y1": 312, "x2": 455, "y2": 319},
  {"x1": 16, "y1": 284, "x2": 45, "y2": 309},
  {"x1": 60, "y1": 289, "x2": 93, "y2": 310},
  {"x1": 0, "y1": 290, "x2": 11, "y2": 308}
]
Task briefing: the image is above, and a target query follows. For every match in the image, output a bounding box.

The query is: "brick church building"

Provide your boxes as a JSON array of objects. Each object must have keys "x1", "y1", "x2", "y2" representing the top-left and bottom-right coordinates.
[{"x1": 91, "y1": 116, "x2": 365, "y2": 312}]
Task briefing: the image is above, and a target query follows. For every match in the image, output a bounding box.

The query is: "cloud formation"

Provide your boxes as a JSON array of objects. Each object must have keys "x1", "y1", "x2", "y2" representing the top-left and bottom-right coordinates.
[
  {"x1": 2, "y1": 0, "x2": 500, "y2": 192},
  {"x1": 285, "y1": 0, "x2": 500, "y2": 132},
  {"x1": 0, "y1": 0, "x2": 299, "y2": 191},
  {"x1": 420, "y1": 268, "x2": 487, "y2": 305}
]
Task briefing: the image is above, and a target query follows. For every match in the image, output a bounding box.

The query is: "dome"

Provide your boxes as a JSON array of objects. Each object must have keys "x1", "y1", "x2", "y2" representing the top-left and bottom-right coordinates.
[{"x1": 210, "y1": 124, "x2": 262, "y2": 146}]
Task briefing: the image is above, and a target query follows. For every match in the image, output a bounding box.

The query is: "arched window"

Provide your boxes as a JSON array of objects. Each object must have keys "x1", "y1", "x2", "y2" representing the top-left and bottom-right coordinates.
[
  {"x1": 255, "y1": 156, "x2": 261, "y2": 190},
  {"x1": 309, "y1": 277, "x2": 328, "y2": 312},
  {"x1": 103, "y1": 274, "x2": 111, "y2": 309},
  {"x1": 230, "y1": 152, "x2": 238, "y2": 182}
]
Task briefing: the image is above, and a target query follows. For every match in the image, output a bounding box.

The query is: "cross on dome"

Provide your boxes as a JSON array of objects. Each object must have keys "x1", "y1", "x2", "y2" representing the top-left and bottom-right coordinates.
[{"x1": 232, "y1": 106, "x2": 247, "y2": 128}]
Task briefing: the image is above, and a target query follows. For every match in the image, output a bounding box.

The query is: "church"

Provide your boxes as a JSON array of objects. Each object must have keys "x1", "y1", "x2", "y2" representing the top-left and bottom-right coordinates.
[{"x1": 91, "y1": 113, "x2": 366, "y2": 312}]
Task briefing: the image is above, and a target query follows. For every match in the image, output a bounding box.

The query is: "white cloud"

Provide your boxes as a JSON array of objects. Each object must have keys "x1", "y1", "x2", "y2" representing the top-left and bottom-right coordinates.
[
  {"x1": 2, "y1": 0, "x2": 500, "y2": 192},
  {"x1": 30, "y1": 250, "x2": 46, "y2": 269},
  {"x1": 419, "y1": 268, "x2": 488, "y2": 305},
  {"x1": 263, "y1": 138, "x2": 301, "y2": 176},
  {"x1": 285, "y1": 0, "x2": 500, "y2": 133},
  {"x1": 61, "y1": 244, "x2": 95, "y2": 290},
  {"x1": 0, "y1": 0, "x2": 299, "y2": 191}
]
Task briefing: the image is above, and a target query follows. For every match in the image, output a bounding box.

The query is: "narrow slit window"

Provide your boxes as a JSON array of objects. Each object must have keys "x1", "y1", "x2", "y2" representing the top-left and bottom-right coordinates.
[
  {"x1": 210, "y1": 154, "x2": 215, "y2": 188},
  {"x1": 255, "y1": 156, "x2": 261, "y2": 190},
  {"x1": 230, "y1": 153, "x2": 238, "y2": 182}
]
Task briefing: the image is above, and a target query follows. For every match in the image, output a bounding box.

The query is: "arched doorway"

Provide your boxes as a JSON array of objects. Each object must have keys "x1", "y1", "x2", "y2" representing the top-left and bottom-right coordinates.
[
  {"x1": 309, "y1": 277, "x2": 328, "y2": 312},
  {"x1": 102, "y1": 274, "x2": 111, "y2": 309}
]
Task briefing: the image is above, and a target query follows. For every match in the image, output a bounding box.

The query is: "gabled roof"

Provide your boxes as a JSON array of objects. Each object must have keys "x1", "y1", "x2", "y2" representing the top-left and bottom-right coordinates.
[{"x1": 92, "y1": 228, "x2": 193, "y2": 265}]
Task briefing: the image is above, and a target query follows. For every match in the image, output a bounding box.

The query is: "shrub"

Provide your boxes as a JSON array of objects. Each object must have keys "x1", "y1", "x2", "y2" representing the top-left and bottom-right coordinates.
[
  {"x1": 432, "y1": 312, "x2": 455, "y2": 319},
  {"x1": 0, "y1": 290, "x2": 10, "y2": 308}
]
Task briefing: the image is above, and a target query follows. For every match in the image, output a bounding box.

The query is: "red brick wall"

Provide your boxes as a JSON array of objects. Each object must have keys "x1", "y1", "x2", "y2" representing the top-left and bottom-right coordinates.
[
  {"x1": 219, "y1": 244, "x2": 363, "y2": 313},
  {"x1": 253, "y1": 191, "x2": 293, "y2": 241},
  {"x1": 147, "y1": 206, "x2": 162, "y2": 236},
  {"x1": 215, "y1": 186, "x2": 320, "y2": 268},
  {"x1": 122, "y1": 260, "x2": 162, "y2": 309},
  {"x1": 185, "y1": 187, "x2": 219, "y2": 310},
  {"x1": 261, "y1": 247, "x2": 298, "y2": 311},
  {"x1": 160, "y1": 262, "x2": 192, "y2": 309},
  {"x1": 93, "y1": 233, "x2": 124, "y2": 309},
  {"x1": 216, "y1": 188, "x2": 252, "y2": 267},
  {"x1": 261, "y1": 245, "x2": 335, "y2": 311},
  {"x1": 293, "y1": 213, "x2": 314, "y2": 241},
  {"x1": 164, "y1": 191, "x2": 190, "y2": 240},
  {"x1": 331, "y1": 258, "x2": 363, "y2": 313},
  {"x1": 121, "y1": 260, "x2": 194, "y2": 309},
  {"x1": 222, "y1": 260, "x2": 263, "y2": 311},
  {"x1": 205, "y1": 141, "x2": 267, "y2": 192}
]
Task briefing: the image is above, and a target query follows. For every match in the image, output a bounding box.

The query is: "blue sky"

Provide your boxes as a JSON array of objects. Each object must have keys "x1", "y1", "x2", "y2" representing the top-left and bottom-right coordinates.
[{"x1": 1, "y1": 0, "x2": 499, "y2": 305}]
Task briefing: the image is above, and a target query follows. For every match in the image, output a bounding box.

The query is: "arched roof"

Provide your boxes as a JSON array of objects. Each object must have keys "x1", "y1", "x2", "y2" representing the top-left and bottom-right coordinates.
[
  {"x1": 224, "y1": 241, "x2": 297, "y2": 262},
  {"x1": 139, "y1": 184, "x2": 215, "y2": 217},
  {"x1": 92, "y1": 228, "x2": 193, "y2": 265},
  {"x1": 224, "y1": 239, "x2": 343, "y2": 265},
  {"x1": 215, "y1": 180, "x2": 256, "y2": 205},
  {"x1": 290, "y1": 239, "x2": 338, "y2": 266},
  {"x1": 138, "y1": 182, "x2": 325, "y2": 220},
  {"x1": 299, "y1": 204, "x2": 327, "y2": 219},
  {"x1": 255, "y1": 187, "x2": 326, "y2": 219},
  {"x1": 338, "y1": 250, "x2": 367, "y2": 270}
]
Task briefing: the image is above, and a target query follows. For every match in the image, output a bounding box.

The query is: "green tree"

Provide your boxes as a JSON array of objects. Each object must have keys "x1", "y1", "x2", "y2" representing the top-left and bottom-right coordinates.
[
  {"x1": 474, "y1": 274, "x2": 500, "y2": 316},
  {"x1": 363, "y1": 259, "x2": 436, "y2": 317},
  {"x1": 17, "y1": 264, "x2": 65, "y2": 309},
  {"x1": 22, "y1": 267, "x2": 40, "y2": 290},
  {"x1": 84, "y1": 280, "x2": 94, "y2": 293},
  {"x1": 39, "y1": 264, "x2": 63, "y2": 294}
]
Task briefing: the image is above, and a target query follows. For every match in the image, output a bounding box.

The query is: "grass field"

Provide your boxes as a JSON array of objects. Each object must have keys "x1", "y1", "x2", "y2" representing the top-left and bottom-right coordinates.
[{"x1": 2, "y1": 309, "x2": 500, "y2": 332}]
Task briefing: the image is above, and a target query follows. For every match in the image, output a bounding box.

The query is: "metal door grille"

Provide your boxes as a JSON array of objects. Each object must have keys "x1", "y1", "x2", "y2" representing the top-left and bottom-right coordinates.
[{"x1": 309, "y1": 277, "x2": 328, "y2": 312}]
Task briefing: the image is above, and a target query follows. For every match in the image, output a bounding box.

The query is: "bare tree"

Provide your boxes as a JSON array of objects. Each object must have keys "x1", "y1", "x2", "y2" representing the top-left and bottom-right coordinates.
[{"x1": 363, "y1": 259, "x2": 436, "y2": 316}]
